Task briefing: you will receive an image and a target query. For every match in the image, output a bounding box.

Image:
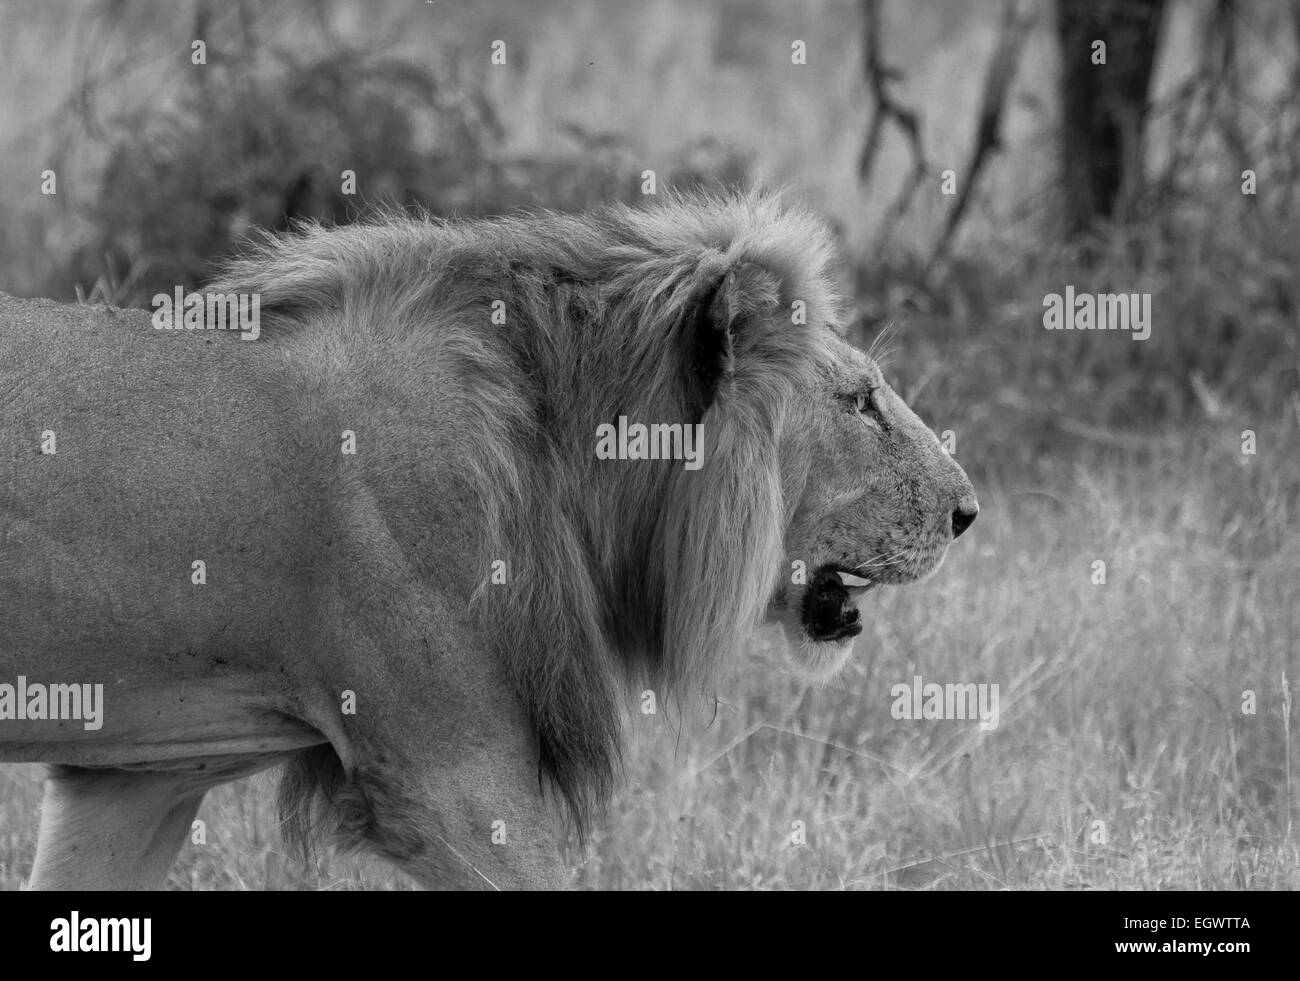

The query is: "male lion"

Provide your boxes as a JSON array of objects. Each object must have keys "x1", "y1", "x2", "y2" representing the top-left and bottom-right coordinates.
[{"x1": 0, "y1": 191, "x2": 976, "y2": 889}]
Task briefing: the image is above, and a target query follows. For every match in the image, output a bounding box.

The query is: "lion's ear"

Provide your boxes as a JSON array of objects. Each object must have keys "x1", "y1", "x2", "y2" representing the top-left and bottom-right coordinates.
[{"x1": 685, "y1": 262, "x2": 779, "y2": 415}]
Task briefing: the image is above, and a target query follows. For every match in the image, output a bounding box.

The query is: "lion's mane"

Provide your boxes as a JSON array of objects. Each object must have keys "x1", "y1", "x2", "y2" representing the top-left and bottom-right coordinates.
[{"x1": 211, "y1": 190, "x2": 841, "y2": 842}]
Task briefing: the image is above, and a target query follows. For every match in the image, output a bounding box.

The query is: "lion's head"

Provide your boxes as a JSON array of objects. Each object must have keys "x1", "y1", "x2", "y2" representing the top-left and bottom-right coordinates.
[
  {"x1": 209, "y1": 190, "x2": 977, "y2": 843},
  {"x1": 767, "y1": 333, "x2": 977, "y2": 680}
]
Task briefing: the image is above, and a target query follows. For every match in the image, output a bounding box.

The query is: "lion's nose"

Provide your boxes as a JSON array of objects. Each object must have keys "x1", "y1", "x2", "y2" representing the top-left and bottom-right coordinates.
[{"x1": 952, "y1": 497, "x2": 978, "y2": 538}]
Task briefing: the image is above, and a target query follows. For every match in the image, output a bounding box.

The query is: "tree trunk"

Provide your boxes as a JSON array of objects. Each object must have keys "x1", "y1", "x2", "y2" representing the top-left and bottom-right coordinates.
[{"x1": 1056, "y1": 0, "x2": 1165, "y2": 237}]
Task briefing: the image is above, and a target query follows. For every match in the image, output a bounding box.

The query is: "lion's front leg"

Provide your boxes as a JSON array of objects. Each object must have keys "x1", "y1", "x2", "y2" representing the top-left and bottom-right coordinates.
[
  {"x1": 344, "y1": 729, "x2": 570, "y2": 891},
  {"x1": 304, "y1": 606, "x2": 570, "y2": 890}
]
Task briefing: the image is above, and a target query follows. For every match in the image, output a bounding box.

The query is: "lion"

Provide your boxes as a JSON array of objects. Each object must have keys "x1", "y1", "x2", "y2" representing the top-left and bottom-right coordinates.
[{"x1": 0, "y1": 190, "x2": 976, "y2": 889}]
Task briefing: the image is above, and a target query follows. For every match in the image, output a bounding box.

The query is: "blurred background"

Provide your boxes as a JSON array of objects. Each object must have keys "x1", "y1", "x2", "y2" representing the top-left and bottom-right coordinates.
[{"x1": 1, "y1": 0, "x2": 1298, "y2": 889}]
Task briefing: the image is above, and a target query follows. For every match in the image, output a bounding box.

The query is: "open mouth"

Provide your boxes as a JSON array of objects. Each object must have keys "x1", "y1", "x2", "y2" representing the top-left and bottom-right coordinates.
[{"x1": 800, "y1": 564, "x2": 874, "y2": 642}]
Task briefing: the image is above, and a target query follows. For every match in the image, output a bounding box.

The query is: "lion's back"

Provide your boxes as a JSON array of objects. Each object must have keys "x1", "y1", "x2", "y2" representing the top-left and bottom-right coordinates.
[{"x1": 0, "y1": 291, "x2": 322, "y2": 681}]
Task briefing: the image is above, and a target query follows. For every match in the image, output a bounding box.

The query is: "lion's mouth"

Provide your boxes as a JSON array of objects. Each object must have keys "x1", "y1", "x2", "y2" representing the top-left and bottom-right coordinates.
[{"x1": 801, "y1": 564, "x2": 874, "y2": 642}]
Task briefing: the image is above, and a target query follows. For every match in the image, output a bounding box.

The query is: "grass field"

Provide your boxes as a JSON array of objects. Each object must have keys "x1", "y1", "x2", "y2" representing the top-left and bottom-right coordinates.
[{"x1": 4, "y1": 417, "x2": 1296, "y2": 890}]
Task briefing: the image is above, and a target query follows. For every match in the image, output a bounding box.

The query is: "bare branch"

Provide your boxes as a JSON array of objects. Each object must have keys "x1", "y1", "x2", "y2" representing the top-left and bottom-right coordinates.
[
  {"x1": 930, "y1": 0, "x2": 1034, "y2": 267},
  {"x1": 858, "y1": 0, "x2": 931, "y2": 263},
  {"x1": 857, "y1": 0, "x2": 928, "y2": 186}
]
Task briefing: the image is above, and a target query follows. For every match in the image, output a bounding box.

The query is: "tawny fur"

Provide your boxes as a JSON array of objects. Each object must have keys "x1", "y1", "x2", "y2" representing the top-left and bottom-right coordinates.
[
  {"x1": 209, "y1": 190, "x2": 844, "y2": 841},
  {"x1": 2, "y1": 189, "x2": 975, "y2": 888}
]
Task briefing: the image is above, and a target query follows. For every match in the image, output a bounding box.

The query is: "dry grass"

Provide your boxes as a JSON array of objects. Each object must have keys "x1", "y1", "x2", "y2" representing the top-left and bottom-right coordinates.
[{"x1": 3, "y1": 421, "x2": 1296, "y2": 890}]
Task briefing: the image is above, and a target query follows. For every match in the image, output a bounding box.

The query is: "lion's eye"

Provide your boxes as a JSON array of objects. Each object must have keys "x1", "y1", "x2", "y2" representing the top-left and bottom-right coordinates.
[{"x1": 850, "y1": 390, "x2": 884, "y2": 429}]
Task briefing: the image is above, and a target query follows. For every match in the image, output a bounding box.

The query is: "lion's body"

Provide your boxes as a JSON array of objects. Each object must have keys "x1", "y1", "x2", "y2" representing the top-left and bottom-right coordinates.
[
  {"x1": 0, "y1": 295, "x2": 326, "y2": 765},
  {"x1": 0, "y1": 192, "x2": 975, "y2": 889}
]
